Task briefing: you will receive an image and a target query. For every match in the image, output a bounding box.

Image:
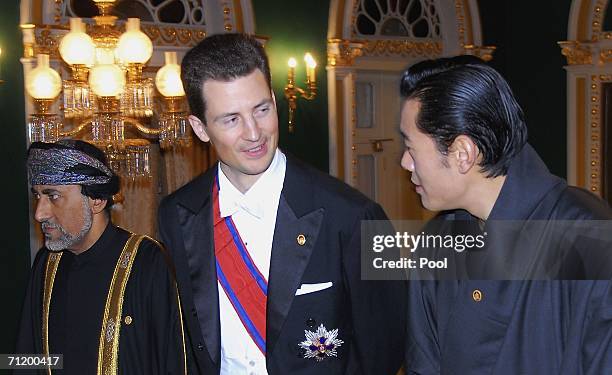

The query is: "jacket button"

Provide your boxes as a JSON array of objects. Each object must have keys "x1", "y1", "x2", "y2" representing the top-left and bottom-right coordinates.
[
  {"x1": 192, "y1": 308, "x2": 197, "y2": 316},
  {"x1": 306, "y1": 318, "x2": 316, "y2": 328},
  {"x1": 197, "y1": 343, "x2": 204, "y2": 351},
  {"x1": 472, "y1": 289, "x2": 483, "y2": 302}
]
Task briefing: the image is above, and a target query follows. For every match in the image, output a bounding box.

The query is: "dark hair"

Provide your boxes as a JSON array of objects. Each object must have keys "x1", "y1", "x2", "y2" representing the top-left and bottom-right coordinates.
[
  {"x1": 181, "y1": 33, "x2": 272, "y2": 122},
  {"x1": 399, "y1": 55, "x2": 528, "y2": 177}
]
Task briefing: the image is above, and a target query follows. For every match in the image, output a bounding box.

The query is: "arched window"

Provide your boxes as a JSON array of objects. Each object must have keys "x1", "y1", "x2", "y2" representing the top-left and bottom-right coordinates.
[
  {"x1": 64, "y1": 0, "x2": 206, "y2": 26},
  {"x1": 354, "y1": 0, "x2": 441, "y2": 38}
]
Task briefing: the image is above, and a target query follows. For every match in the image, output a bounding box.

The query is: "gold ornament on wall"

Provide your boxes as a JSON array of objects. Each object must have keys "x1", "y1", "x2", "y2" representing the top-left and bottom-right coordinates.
[
  {"x1": 361, "y1": 40, "x2": 442, "y2": 57},
  {"x1": 463, "y1": 45, "x2": 496, "y2": 62},
  {"x1": 327, "y1": 39, "x2": 364, "y2": 67},
  {"x1": 558, "y1": 41, "x2": 593, "y2": 65}
]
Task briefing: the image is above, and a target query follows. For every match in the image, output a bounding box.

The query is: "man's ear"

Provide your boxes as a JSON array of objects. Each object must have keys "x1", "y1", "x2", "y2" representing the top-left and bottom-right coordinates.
[
  {"x1": 188, "y1": 115, "x2": 210, "y2": 142},
  {"x1": 449, "y1": 135, "x2": 479, "y2": 174},
  {"x1": 90, "y1": 197, "x2": 108, "y2": 215},
  {"x1": 271, "y1": 89, "x2": 277, "y2": 107}
]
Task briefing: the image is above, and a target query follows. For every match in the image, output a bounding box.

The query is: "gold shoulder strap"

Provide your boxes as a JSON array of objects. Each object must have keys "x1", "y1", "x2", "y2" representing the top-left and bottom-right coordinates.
[
  {"x1": 97, "y1": 233, "x2": 143, "y2": 375},
  {"x1": 42, "y1": 252, "x2": 63, "y2": 375}
]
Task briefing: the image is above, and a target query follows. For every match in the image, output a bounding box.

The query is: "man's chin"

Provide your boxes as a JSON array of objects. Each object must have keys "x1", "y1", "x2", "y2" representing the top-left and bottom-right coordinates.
[
  {"x1": 45, "y1": 236, "x2": 73, "y2": 251},
  {"x1": 420, "y1": 198, "x2": 438, "y2": 212},
  {"x1": 45, "y1": 240, "x2": 66, "y2": 251},
  {"x1": 244, "y1": 155, "x2": 275, "y2": 175},
  {"x1": 243, "y1": 167, "x2": 270, "y2": 177}
]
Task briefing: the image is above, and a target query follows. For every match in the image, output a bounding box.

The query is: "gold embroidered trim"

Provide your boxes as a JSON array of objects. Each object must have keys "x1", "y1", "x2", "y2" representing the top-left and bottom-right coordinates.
[
  {"x1": 97, "y1": 234, "x2": 143, "y2": 375},
  {"x1": 42, "y1": 252, "x2": 63, "y2": 375}
]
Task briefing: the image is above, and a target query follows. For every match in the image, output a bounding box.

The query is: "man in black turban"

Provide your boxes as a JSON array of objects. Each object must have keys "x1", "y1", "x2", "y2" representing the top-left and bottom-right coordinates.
[{"x1": 16, "y1": 140, "x2": 187, "y2": 374}]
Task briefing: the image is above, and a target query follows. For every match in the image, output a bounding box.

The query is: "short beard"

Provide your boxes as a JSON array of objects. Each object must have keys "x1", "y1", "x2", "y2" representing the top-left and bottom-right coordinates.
[{"x1": 43, "y1": 195, "x2": 93, "y2": 251}]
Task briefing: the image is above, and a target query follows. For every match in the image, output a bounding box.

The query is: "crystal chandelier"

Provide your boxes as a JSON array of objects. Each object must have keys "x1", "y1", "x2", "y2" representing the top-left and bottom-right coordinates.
[{"x1": 24, "y1": 0, "x2": 191, "y2": 179}]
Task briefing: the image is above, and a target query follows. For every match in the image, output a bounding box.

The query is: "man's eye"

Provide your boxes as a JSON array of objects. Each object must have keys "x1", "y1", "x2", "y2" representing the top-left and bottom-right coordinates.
[
  {"x1": 224, "y1": 116, "x2": 239, "y2": 125},
  {"x1": 255, "y1": 106, "x2": 270, "y2": 116},
  {"x1": 49, "y1": 194, "x2": 60, "y2": 201}
]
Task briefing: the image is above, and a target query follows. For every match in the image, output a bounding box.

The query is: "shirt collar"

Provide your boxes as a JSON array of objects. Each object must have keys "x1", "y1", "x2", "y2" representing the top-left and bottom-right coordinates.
[{"x1": 217, "y1": 149, "x2": 286, "y2": 219}]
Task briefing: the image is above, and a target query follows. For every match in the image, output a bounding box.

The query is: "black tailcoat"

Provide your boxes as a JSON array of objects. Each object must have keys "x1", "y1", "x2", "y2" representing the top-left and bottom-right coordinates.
[{"x1": 158, "y1": 155, "x2": 407, "y2": 374}]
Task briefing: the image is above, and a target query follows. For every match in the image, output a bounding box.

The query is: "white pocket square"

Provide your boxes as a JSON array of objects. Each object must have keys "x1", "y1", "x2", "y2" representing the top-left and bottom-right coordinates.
[{"x1": 295, "y1": 282, "x2": 333, "y2": 296}]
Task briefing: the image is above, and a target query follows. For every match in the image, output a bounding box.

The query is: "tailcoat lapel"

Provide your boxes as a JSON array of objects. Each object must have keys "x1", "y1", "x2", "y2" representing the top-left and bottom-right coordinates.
[
  {"x1": 176, "y1": 169, "x2": 221, "y2": 365},
  {"x1": 266, "y1": 157, "x2": 325, "y2": 356}
]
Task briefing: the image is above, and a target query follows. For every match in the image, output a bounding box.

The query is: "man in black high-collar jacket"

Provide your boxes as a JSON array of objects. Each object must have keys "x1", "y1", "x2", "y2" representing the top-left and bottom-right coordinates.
[
  {"x1": 157, "y1": 33, "x2": 406, "y2": 375},
  {"x1": 399, "y1": 56, "x2": 612, "y2": 374}
]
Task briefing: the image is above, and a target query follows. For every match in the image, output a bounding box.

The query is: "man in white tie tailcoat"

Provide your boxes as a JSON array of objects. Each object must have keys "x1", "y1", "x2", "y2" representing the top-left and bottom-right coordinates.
[{"x1": 157, "y1": 33, "x2": 407, "y2": 375}]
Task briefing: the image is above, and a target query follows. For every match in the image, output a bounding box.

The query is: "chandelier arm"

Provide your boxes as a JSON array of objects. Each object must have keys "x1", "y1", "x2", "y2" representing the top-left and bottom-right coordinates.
[
  {"x1": 59, "y1": 118, "x2": 92, "y2": 137},
  {"x1": 124, "y1": 117, "x2": 163, "y2": 136},
  {"x1": 300, "y1": 89, "x2": 317, "y2": 101},
  {"x1": 299, "y1": 82, "x2": 317, "y2": 101}
]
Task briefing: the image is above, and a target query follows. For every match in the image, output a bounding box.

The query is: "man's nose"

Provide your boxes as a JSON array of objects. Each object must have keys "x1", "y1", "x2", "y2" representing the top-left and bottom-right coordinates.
[
  {"x1": 401, "y1": 151, "x2": 414, "y2": 172},
  {"x1": 34, "y1": 198, "x2": 51, "y2": 223},
  {"x1": 242, "y1": 116, "x2": 262, "y2": 142}
]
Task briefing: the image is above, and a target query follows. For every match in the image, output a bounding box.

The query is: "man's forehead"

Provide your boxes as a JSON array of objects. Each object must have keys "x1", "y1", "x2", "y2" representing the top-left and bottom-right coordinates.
[
  {"x1": 401, "y1": 98, "x2": 421, "y2": 114},
  {"x1": 32, "y1": 184, "x2": 79, "y2": 192},
  {"x1": 400, "y1": 100, "x2": 421, "y2": 129},
  {"x1": 202, "y1": 68, "x2": 269, "y2": 95}
]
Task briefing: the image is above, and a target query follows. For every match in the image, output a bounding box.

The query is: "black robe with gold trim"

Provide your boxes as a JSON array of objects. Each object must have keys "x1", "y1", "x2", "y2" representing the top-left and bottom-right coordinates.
[{"x1": 16, "y1": 224, "x2": 186, "y2": 374}]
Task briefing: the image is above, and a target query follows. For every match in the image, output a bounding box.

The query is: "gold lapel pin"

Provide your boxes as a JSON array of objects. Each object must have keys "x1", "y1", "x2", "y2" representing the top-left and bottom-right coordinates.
[
  {"x1": 472, "y1": 289, "x2": 483, "y2": 302},
  {"x1": 124, "y1": 315, "x2": 133, "y2": 325},
  {"x1": 297, "y1": 234, "x2": 306, "y2": 246}
]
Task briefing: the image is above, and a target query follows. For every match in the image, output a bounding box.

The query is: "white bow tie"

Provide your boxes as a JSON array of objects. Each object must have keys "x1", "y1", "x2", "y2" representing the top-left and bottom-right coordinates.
[{"x1": 221, "y1": 194, "x2": 264, "y2": 219}]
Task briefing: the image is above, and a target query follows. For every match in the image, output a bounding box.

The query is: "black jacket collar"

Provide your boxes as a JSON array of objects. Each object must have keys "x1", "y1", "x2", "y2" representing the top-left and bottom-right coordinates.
[{"x1": 488, "y1": 144, "x2": 565, "y2": 220}]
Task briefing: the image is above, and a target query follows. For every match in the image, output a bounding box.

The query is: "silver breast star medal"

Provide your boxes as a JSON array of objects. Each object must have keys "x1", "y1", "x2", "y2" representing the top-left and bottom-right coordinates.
[{"x1": 299, "y1": 324, "x2": 344, "y2": 361}]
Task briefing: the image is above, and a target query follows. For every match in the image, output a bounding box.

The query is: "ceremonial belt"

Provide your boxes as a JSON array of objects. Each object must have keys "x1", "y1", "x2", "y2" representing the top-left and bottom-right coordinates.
[
  {"x1": 213, "y1": 175, "x2": 268, "y2": 354},
  {"x1": 42, "y1": 233, "x2": 188, "y2": 375}
]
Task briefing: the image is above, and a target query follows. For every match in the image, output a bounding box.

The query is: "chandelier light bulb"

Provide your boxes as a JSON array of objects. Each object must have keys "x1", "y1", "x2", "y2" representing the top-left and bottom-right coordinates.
[
  {"x1": 155, "y1": 51, "x2": 185, "y2": 97},
  {"x1": 116, "y1": 18, "x2": 153, "y2": 64},
  {"x1": 59, "y1": 18, "x2": 95, "y2": 66},
  {"x1": 89, "y1": 63, "x2": 126, "y2": 97},
  {"x1": 26, "y1": 54, "x2": 62, "y2": 99}
]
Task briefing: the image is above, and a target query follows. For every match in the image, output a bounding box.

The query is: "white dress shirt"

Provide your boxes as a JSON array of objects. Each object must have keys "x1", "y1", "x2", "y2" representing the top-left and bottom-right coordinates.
[{"x1": 217, "y1": 149, "x2": 286, "y2": 375}]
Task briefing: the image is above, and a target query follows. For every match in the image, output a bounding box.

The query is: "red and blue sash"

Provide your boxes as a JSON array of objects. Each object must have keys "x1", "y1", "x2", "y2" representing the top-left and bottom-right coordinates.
[{"x1": 213, "y1": 174, "x2": 268, "y2": 354}]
